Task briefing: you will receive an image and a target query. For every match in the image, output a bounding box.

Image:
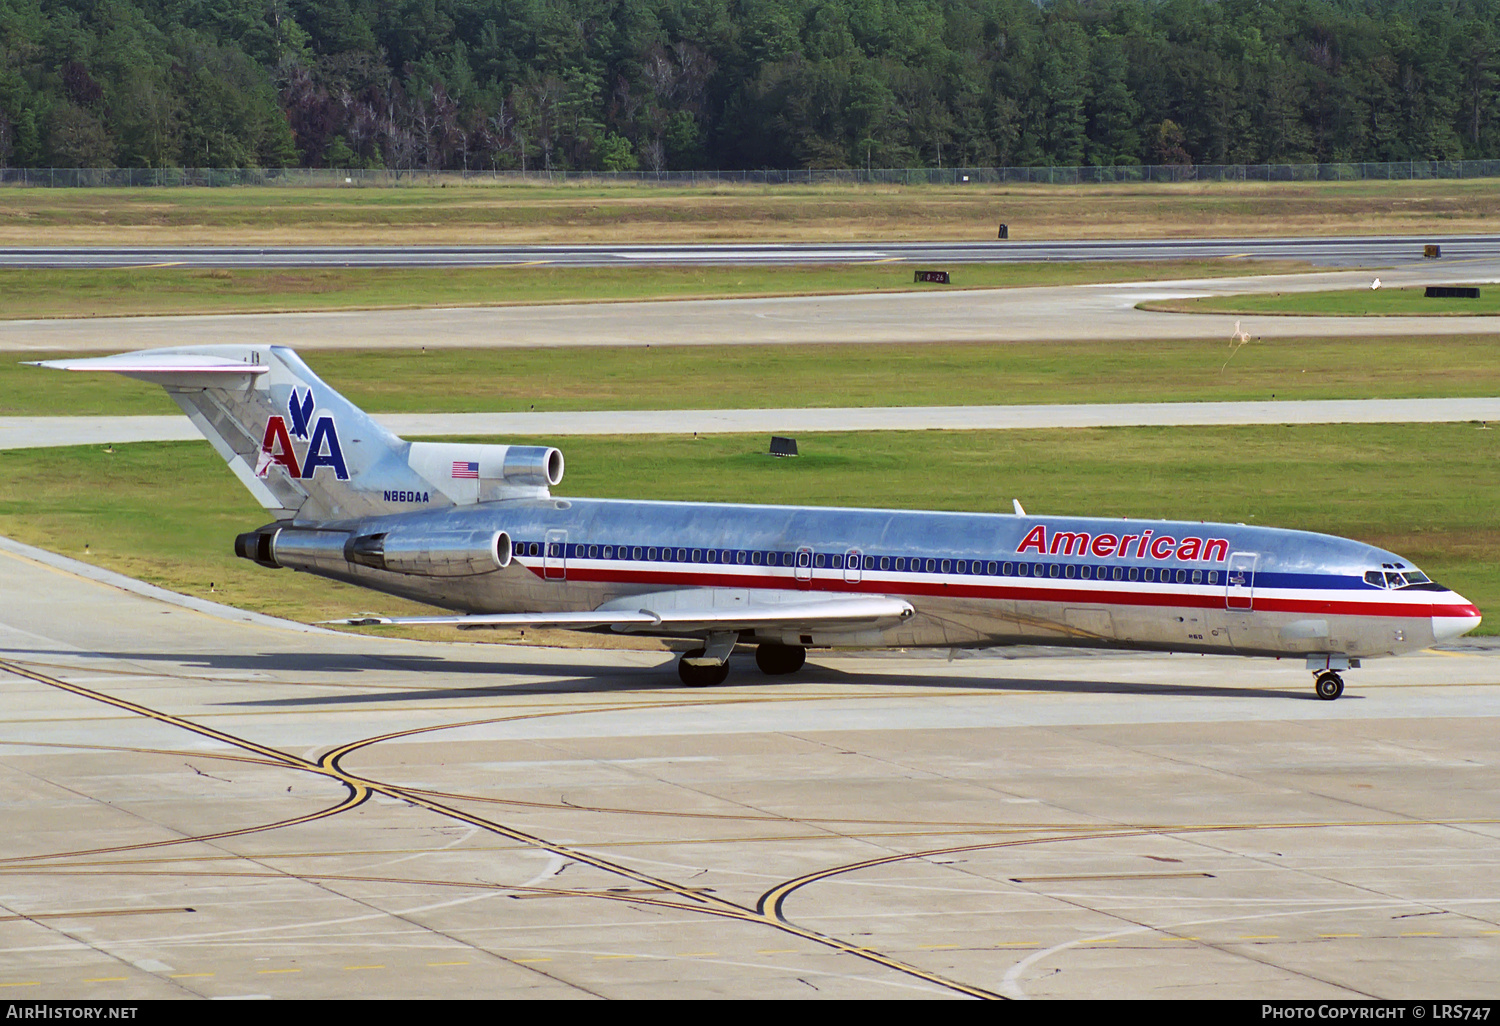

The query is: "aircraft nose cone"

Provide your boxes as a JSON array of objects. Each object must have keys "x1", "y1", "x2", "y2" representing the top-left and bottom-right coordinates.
[{"x1": 1432, "y1": 595, "x2": 1482, "y2": 641}]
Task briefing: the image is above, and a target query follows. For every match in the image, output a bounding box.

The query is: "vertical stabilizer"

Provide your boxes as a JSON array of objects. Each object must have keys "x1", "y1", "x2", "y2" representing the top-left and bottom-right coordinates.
[{"x1": 30, "y1": 345, "x2": 457, "y2": 522}]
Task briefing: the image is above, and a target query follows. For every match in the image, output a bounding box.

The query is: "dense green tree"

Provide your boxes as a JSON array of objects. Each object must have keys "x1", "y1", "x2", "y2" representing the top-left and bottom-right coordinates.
[{"x1": 6, "y1": 0, "x2": 1500, "y2": 172}]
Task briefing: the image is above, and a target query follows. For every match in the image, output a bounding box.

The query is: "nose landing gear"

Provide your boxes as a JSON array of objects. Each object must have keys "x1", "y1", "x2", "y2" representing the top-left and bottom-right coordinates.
[{"x1": 1314, "y1": 670, "x2": 1344, "y2": 700}]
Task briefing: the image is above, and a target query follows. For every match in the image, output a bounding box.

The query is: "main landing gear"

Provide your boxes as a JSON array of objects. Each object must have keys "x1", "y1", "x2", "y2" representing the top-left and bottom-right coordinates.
[
  {"x1": 1314, "y1": 670, "x2": 1345, "y2": 701},
  {"x1": 676, "y1": 641, "x2": 808, "y2": 687},
  {"x1": 755, "y1": 643, "x2": 806, "y2": 676},
  {"x1": 677, "y1": 653, "x2": 730, "y2": 687}
]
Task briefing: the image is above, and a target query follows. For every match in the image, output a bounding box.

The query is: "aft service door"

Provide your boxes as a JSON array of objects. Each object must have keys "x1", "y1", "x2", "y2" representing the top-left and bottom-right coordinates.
[
  {"x1": 1225, "y1": 551, "x2": 1256, "y2": 611},
  {"x1": 544, "y1": 529, "x2": 567, "y2": 581}
]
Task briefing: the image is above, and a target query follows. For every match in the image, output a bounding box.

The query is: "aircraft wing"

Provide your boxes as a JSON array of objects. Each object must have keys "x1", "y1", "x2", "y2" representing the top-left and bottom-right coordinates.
[{"x1": 326, "y1": 588, "x2": 915, "y2": 634}]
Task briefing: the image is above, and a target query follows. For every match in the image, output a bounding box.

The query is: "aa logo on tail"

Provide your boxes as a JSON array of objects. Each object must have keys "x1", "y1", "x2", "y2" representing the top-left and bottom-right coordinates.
[{"x1": 256, "y1": 389, "x2": 349, "y2": 481}]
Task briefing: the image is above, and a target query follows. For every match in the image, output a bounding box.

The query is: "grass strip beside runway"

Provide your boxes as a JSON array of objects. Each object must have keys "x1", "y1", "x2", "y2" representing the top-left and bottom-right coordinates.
[
  {"x1": 0, "y1": 424, "x2": 1492, "y2": 636},
  {"x1": 0, "y1": 261, "x2": 1305, "y2": 321},
  {"x1": 8, "y1": 337, "x2": 1500, "y2": 418},
  {"x1": 7, "y1": 179, "x2": 1500, "y2": 245},
  {"x1": 1142, "y1": 286, "x2": 1500, "y2": 316}
]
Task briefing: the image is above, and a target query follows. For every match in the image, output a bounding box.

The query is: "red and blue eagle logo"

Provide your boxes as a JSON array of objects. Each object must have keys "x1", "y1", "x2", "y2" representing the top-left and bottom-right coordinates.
[{"x1": 255, "y1": 389, "x2": 349, "y2": 481}]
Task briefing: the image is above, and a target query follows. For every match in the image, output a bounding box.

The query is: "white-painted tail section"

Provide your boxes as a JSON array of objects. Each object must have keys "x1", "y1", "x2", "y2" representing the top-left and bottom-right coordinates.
[{"x1": 31, "y1": 346, "x2": 561, "y2": 522}]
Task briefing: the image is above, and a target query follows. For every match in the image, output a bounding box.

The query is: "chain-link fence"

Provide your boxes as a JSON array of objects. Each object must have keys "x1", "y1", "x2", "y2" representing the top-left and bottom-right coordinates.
[{"x1": 6, "y1": 161, "x2": 1500, "y2": 187}]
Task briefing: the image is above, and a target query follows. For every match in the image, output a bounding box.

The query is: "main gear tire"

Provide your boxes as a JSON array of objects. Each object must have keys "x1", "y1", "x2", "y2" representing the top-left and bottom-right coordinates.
[{"x1": 755, "y1": 643, "x2": 807, "y2": 676}]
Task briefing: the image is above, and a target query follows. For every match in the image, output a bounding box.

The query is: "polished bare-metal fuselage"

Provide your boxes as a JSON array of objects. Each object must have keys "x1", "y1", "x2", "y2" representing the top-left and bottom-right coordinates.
[{"x1": 272, "y1": 497, "x2": 1479, "y2": 660}]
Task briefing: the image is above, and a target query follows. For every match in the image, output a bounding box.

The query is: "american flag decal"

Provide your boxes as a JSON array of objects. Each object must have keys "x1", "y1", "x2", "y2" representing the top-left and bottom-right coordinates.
[{"x1": 451, "y1": 461, "x2": 479, "y2": 479}]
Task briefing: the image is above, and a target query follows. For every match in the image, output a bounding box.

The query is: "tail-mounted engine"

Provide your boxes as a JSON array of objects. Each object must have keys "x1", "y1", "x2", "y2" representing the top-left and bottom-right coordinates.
[
  {"x1": 235, "y1": 523, "x2": 511, "y2": 578},
  {"x1": 344, "y1": 529, "x2": 511, "y2": 577},
  {"x1": 405, "y1": 442, "x2": 564, "y2": 502}
]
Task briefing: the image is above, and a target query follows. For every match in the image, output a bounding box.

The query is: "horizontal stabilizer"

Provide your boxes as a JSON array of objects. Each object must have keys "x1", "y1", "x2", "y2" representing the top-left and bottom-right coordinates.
[
  {"x1": 326, "y1": 590, "x2": 914, "y2": 635},
  {"x1": 28, "y1": 352, "x2": 270, "y2": 388}
]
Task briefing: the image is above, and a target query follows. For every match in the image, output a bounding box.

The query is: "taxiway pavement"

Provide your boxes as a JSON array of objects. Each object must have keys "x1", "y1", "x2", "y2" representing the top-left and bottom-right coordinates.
[
  {"x1": 1, "y1": 538, "x2": 1497, "y2": 999},
  {"x1": 5, "y1": 396, "x2": 1500, "y2": 450},
  {"x1": 6, "y1": 263, "x2": 1500, "y2": 355}
]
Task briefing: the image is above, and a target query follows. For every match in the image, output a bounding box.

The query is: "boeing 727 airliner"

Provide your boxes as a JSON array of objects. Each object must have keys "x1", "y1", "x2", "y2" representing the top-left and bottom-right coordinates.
[{"x1": 34, "y1": 345, "x2": 1481, "y2": 699}]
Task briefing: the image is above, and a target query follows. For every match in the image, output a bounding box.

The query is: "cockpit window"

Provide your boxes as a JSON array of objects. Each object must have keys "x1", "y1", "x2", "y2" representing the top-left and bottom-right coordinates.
[{"x1": 1366, "y1": 567, "x2": 1436, "y2": 589}]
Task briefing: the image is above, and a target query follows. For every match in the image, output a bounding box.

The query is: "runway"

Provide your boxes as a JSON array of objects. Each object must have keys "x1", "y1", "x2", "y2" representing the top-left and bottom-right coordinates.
[
  {"x1": 1, "y1": 537, "x2": 1496, "y2": 999},
  {"x1": 7, "y1": 263, "x2": 1500, "y2": 354},
  {"x1": 5, "y1": 396, "x2": 1500, "y2": 450},
  {"x1": 4, "y1": 234, "x2": 1500, "y2": 268}
]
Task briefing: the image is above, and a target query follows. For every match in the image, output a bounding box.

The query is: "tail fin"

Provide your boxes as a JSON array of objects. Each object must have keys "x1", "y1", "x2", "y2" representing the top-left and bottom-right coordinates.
[{"x1": 31, "y1": 345, "x2": 563, "y2": 523}]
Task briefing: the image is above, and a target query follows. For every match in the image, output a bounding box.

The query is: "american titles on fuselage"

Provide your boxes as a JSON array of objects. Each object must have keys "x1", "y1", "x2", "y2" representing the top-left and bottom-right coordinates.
[{"x1": 1017, "y1": 524, "x2": 1229, "y2": 563}]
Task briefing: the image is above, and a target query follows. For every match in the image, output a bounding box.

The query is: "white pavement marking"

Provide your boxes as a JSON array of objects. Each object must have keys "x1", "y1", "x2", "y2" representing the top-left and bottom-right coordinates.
[{"x1": 5, "y1": 397, "x2": 1499, "y2": 449}]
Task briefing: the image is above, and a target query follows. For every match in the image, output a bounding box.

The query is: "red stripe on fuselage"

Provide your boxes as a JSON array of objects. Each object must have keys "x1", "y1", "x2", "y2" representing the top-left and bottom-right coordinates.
[{"x1": 514, "y1": 562, "x2": 1473, "y2": 620}]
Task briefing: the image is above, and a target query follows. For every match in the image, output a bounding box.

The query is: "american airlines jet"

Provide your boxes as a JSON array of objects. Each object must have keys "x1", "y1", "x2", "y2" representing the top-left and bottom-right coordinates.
[{"x1": 35, "y1": 345, "x2": 1481, "y2": 700}]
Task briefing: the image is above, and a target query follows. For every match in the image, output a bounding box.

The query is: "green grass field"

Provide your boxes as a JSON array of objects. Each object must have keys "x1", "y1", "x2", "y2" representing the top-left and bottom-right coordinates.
[
  {"x1": 9, "y1": 337, "x2": 1500, "y2": 419},
  {"x1": 2, "y1": 425, "x2": 1493, "y2": 636},
  {"x1": 0, "y1": 260, "x2": 1304, "y2": 320},
  {"x1": 7, "y1": 178, "x2": 1500, "y2": 245},
  {"x1": 1141, "y1": 286, "x2": 1500, "y2": 317}
]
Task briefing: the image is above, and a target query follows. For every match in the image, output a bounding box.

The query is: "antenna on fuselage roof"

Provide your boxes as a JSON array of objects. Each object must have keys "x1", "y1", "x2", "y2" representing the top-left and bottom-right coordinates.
[{"x1": 1013, "y1": 499, "x2": 1026, "y2": 516}]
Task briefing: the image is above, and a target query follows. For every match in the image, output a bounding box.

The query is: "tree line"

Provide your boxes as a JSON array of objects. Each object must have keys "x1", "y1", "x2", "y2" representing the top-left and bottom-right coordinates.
[{"x1": 2, "y1": 0, "x2": 1498, "y2": 172}]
